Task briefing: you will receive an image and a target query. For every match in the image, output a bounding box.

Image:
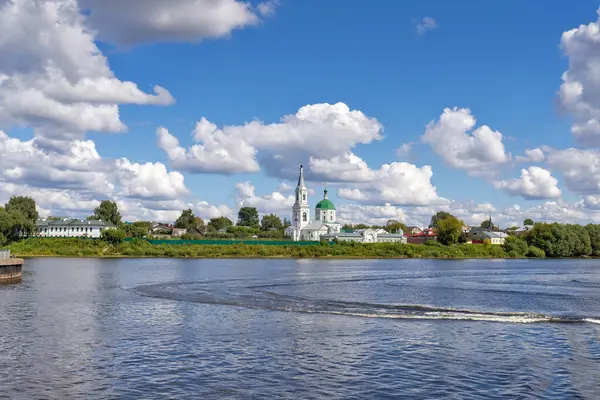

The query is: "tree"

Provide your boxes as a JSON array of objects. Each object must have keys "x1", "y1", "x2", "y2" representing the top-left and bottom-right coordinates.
[
  {"x1": 0, "y1": 208, "x2": 34, "y2": 241},
  {"x1": 5, "y1": 196, "x2": 38, "y2": 222},
  {"x1": 436, "y1": 216, "x2": 463, "y2": 245},
  {"x1": 503, "y1": 236, "x2": 528, "y2": 256},
  {"x1": 429, "y1": 211, "x2": 454, "y2": 229},
  {"x1": 523, "y1": 218, "x2": 534, "y2": 226},
  {"x1": 261, "y1": 214, "x2": 283, "y2": 231},
  {"x1": 101, "y1": 228, "x2": 126, "y2": 245},
  {"x1": 385, "y1": 220, "x2": 407, "y2": 234},
  {"x1": 237, "y1": 207, "x2": 259, "y2": 228},
  {"x1": 480, "y1": 219, "x2": 498, "y2": 231},
  {"x1": 207, "y1": 217, "x2": 233, "y2": 231},
  {"x1": 283, "y1": 218, "x2": 291, "y2": 228},
  {"x1": 175, "y1": 209, "x2": 197, "y2": 230},
  {"x1": 47, "y1": 216, "x2": 62, "y2": 221},
  {"x1": 93, "y1": 200, "x2": 121, "y2": 226},
  {"x1": 122, "y1": 221, "x2": 152, "y2": 238},
  {"x1": 194, "y1": 216, "x2": 205, "y2": 232}
]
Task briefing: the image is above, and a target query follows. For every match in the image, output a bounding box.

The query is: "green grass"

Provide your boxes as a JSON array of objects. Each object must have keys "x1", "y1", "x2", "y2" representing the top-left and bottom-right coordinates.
[{"x1": 7, "y1": 237, "x2": 519, "y2": 259}]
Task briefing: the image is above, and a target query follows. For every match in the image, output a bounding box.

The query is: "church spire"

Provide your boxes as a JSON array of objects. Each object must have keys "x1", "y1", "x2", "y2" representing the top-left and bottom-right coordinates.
[
  {"x1": 323, "y1": 182, "x2": 328, "y2": 199},
  {"x1": 297, "y1": 164, "x2": 305, "y2": 188}
]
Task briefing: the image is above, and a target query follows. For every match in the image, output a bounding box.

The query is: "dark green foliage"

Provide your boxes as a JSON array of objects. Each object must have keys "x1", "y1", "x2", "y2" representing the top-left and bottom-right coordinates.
[
  {"x1": 524, "y1": 219, "x2": 534, "y2": 226},
  {"x1": 503, "y1": 236, "x2": 529, "y2": 256},
  {"x1": 237, "y1": 207, "x2": 259, "y2": 228},
  {"x1": 385, "y1": 220, "x2": 408, "y2": 234},
  {"x1": 175, "y1": 209, "x2": 197, "y2": 230},
  {"x1": 93, "y1": 200, "x2": 121, "y2": 225},
  {"x1": 101, "y1": 228, "x2": 126, "y2": 245},
  {"x1": 480, "y1": 219, "x2": 498, "y2": 230},
  {"x1": 436, "y1": 216, "x2": 463, "y2": 245},
  {"x1": 261, "y1": 214, "x2": 283, "y2": 231},
  {"x1": 429, "y1": 211, "x2": 454, "y2": 229},
  {"x1": 525, "y1": 223, "x2": 591, "y2": 257},
  {"x1": 122, "y1": 221, "x2": 151, "y2": 238},
  {"x1": 283, "y1": 218, "x2": 291, "y2": 228},
  {"x1": 5, "y1": 196, "x2": 38, "y2": 222},
  {"x1": 526, "y1": 245, "x2": 545, "y2": 258},
  {"x1": 0, "y1": 207, "x2": 34, "y2": 240},
  {"x1": 207, "y1": 217, "x2": 233, "y2": 231},
  {"x1": 585, "y1": 224, "x2": 600, "y2": 256}
]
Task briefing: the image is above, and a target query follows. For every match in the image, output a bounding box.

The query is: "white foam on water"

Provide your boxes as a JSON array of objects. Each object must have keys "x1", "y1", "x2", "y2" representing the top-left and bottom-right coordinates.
[{"x1": 584, "y1": 318, "x2": 600, "y2": 325}]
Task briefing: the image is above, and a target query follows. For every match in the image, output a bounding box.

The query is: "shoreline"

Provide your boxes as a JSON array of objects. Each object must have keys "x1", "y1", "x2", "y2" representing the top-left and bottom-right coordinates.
[{"x1": 13, "y1": 254, "x2": 539, "y2": 260}]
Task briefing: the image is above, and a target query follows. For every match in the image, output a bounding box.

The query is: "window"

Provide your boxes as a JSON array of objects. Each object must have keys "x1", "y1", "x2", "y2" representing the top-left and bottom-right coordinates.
[
  {"x1": 302, "y1": 212, "x2": 307, "y2": 222},
  {"x1": 303, "y1": 193, "x2": 306, "y2": 201}
]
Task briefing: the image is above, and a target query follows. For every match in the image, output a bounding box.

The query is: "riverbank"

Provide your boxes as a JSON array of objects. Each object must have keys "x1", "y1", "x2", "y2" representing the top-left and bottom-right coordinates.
[{"x1": 8, "y1": 238, "x2": 522, "y2": 259}]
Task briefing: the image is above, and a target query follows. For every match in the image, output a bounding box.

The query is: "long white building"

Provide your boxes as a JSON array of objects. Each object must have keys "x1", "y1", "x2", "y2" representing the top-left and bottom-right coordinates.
[{"x1": 36, "y1": 219, "x2": 116, "y2": 238}]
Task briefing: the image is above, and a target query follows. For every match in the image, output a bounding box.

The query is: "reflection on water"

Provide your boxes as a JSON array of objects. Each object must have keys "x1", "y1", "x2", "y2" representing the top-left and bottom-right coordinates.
[{"x1": 0, "y1": 258, "x2": 599, "y2": 399}]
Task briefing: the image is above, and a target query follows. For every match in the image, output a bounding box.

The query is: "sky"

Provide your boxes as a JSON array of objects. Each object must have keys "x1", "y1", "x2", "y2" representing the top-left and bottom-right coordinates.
[{"x1": 3, "y1": 0, "x2": 600, "y2": 228}]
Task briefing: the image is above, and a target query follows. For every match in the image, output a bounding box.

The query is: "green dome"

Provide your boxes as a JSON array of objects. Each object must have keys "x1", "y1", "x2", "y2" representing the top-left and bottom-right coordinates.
[{"x1": 316, "y1": 199, "x2": 336, "y2": 210}]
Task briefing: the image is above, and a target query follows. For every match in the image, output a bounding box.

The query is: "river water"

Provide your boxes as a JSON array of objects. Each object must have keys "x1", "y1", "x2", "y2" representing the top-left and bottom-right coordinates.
[{"x1": 1, "y1": 258, "x2": 599, "y2": 399}]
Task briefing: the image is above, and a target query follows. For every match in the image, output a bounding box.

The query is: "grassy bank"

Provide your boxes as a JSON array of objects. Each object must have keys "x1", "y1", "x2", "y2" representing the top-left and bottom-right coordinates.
[{"x1": 6, "y1": 238, "x2": 519, "y2": 259}]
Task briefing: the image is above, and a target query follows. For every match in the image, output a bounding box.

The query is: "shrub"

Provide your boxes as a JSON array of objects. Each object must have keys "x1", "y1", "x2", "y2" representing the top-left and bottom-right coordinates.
[
  {"x1": 101, "y1": 228, "x2": 126, "y2": 245},
  {"x1": 527, "y1": 245, "x2": 545, "y2": 258}
]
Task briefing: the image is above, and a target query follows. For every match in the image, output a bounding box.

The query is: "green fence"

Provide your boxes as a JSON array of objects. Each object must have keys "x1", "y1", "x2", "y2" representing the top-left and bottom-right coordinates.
[{"x1": 138, "y1": 239, "x2": 320, "y2": 246}]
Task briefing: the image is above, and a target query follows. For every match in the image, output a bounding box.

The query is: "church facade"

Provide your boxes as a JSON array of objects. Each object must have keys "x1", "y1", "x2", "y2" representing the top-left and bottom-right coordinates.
[{"x1": 285, "y1": 165, "x2": 342, "y2": 241}]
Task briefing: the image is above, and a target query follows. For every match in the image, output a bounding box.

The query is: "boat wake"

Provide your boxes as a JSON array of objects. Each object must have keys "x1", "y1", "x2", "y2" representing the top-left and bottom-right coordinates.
[{"x1": 130, "y1": 281, "x2": 600, "y2": 325}]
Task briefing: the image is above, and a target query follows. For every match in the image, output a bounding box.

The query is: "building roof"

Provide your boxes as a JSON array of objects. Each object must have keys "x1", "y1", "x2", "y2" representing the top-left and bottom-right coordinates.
[
  {"x1": 480, "y1": 231, "x2": 509, "y2": 239},
  {"x1": 378, "y1": 234, "x2": 406, "y2": 238},
  {"x1": 315, "y1": 199, "x2": 336, "y2": 210},
  {"x1": 37, "y1": 219, "x2": 115, "y2": 227}
]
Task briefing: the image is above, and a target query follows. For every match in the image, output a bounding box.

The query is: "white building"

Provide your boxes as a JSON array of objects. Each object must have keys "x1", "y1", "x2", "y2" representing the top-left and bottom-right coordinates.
[
  {"x1": 285, "y1": 165, "x2": 342, "y2": 241},
  {"x1": 36, "y1": 219, "x2": 116, "y2": 238},
  {"x1": 322, "y1": 229, "x2": 407, "y2": 244}
]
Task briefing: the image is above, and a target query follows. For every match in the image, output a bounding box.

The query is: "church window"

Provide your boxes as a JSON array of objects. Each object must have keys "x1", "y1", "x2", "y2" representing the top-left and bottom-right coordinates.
[
  {"x1": 303, "y1": 212, "x2": 307, "y2": 222},
  {"x1": 303, "y1": 193, "x2": 306, "y2": 201}
]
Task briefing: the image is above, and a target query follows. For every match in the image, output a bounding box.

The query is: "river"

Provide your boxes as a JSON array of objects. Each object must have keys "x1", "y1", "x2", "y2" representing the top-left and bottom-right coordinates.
[{"x1": 1, "y1": 258, "x2": 599, "y2": 399}]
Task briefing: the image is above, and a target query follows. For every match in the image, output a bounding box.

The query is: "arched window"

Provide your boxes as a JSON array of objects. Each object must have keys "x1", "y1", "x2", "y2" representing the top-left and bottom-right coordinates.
[
  {"x1": 303, "y1": 193, "x2": 306, "y2": 201},
  {"x1": 303, "y1": 212, "x2": 307, "y2": 222}
]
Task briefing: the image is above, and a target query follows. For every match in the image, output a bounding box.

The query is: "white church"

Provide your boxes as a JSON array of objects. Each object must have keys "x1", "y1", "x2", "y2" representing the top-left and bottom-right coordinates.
[{"x1": 284, "y1": 165, "x2": 342, "y2": 241}]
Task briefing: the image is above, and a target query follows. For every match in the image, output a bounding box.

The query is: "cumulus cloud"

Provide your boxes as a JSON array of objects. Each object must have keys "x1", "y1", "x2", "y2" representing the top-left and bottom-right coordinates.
[
  {"x1": 307, "y1": 152, "x2": 444, "y2": 206},
  {"x1": 158, "y1": 102, "x2": 383, "y2": 176},
  {"x1": 337, "y1": 204, "x2": 407, "y2": 226},
  {"x1": 114, "y1": 159, "x2": 188, "y2": 200},
  {"x1": 422, "y1": 107, "x2": 510, "y2": 174},
  {"x1": 0, "y1": 0, "x2": 174, "y2": 145},
  {"x1": 235, "y1": 182, "x2": 295, "y2": 215},
  {"x1": 494, "y1": 167, "x2": 561, "y2": 200},
  {"x1": 416, "y1": 17, "x2": 438, "y2": 35},
  {"x1": 515, "y1": 148, "x2": 545, "y2": 163},
  {"x1": 80, "y1": 0, "x2": 268, "y2": 45},
  {"x1": 546, "y1": 148, "x2": 600, "y2": 194},
  {"x1": 559, "y1": 8, "x2": 600, "y2": 146}
]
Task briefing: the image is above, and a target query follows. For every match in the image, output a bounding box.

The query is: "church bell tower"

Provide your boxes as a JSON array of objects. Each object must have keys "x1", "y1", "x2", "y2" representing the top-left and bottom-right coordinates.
[{"x1": 292, "y1": 165, "x2": 310, "y2": 229}]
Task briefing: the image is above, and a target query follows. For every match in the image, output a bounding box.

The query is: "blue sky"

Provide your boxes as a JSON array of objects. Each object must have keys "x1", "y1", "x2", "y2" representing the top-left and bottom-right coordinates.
[{"x1": 2, "y1": 0, "x2": 600, "y2": 226}]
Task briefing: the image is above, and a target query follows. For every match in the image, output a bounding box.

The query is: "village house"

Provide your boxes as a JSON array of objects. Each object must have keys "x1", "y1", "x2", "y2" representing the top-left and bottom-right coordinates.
[
  {"x1": 36, "y1": 219, "x2": 115, "y2": 238},
  {"x1": 406, "y1": 228, "x2": 437, "y2": 244}
]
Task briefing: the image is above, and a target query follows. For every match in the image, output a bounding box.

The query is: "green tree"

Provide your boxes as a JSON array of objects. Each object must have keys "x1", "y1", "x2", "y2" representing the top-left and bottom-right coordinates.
[
  {"x1": 503, "y1": 236, "x2": 528, "y2": 256},
  {"x1": 122, "y1": 221, "x2": 152, "y2": 238},
  {"x1": 283, "y1": 218, "x2": 291, "y2": 228},
  {"x1": 480, "y1": 219, "x2": 498, "y2": 230},
  {"x1": 385, "y1": 220, "x2": 408, "y2": 234},
  {"x1": 207, "y1": 217, "x2": 233, "y2": 231},
  {"x1": 525, "y1": 223, "x2": 591, "y2": 257},
  {"x1": 5, "y1": 196, "x2": 38, "y2": 222},
  {"x1": 93, "y1": 200, "x2": 121, "y2": 226},
  {"x1": 175, "y1": 209, "x2": 197, "y2": 230},
  {"x1": 585, "y1": 224, "x2": 600, "y2": 256},
  {"x1": 47, "y1": 216, "x2": 62, "y2": 221},
  {"x1": 0, "y1": 208, "x2": 34, "y2": 241},
  {"x1": 194, "y1": 216, "x2": 205, "y2": 232},
  {"x1": 237, "y1": 207, "x2": 259, "y2": 228},
  {"x1": 523, "y1": 218, "x2": 534, "y2": 226},
  {"x1": 261, "y1": 214, "x2": 283, "y2": 231},
  {"x1": 429, "y1": 211, "x2": 454, "y2": 229},
  {"x1": 436, "y1": 216, "x2": 463, "y2": 245},
  {"x1": 101, "y1": 228, "x2": 126, "y2": 245}
]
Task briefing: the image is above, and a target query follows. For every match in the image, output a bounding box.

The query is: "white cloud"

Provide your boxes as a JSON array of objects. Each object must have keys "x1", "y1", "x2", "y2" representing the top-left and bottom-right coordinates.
[
  {"x1": 80, "y1": 0, "x2": 265, "y2": 45},
  {"x1": 416, "y1": 16, "x2": 438, "y2": 35},
  {"x1": 396, "y1": 143, "x2": 412, "y2": 160},
  {"x1": 546, "y1": 148, "x2": 600, "y2": 194},
  {"x1": 422, "y1": 107, "x2": 510, "y2": 174},
  {"x1": 559, "y1": 8, "x2": 600, "y2": 146},
  {"x1": 0, "y1": 0, "x2": 173, "y2": 144},
  {"x1": 494, "y1": 167, "x2": 561, "y2": 200},
  {"x1": 515, "y1": 148, "x2": 545, "y2": 163},
  {"x1": 235, "y1": 182, "x2": 295, "y2": 215},
  {"x1": 114, "y1": 159, "x2": 188, "y2": 200},
  {"x1": 338, "y1": 204, "x2": 407, "y2": 226},
  {"x1": 194, "y1": 201, "x2": 234, "y2": 221},
  {"x1": 158, "y1": 102, "x2": 383, "y2": 176}
]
